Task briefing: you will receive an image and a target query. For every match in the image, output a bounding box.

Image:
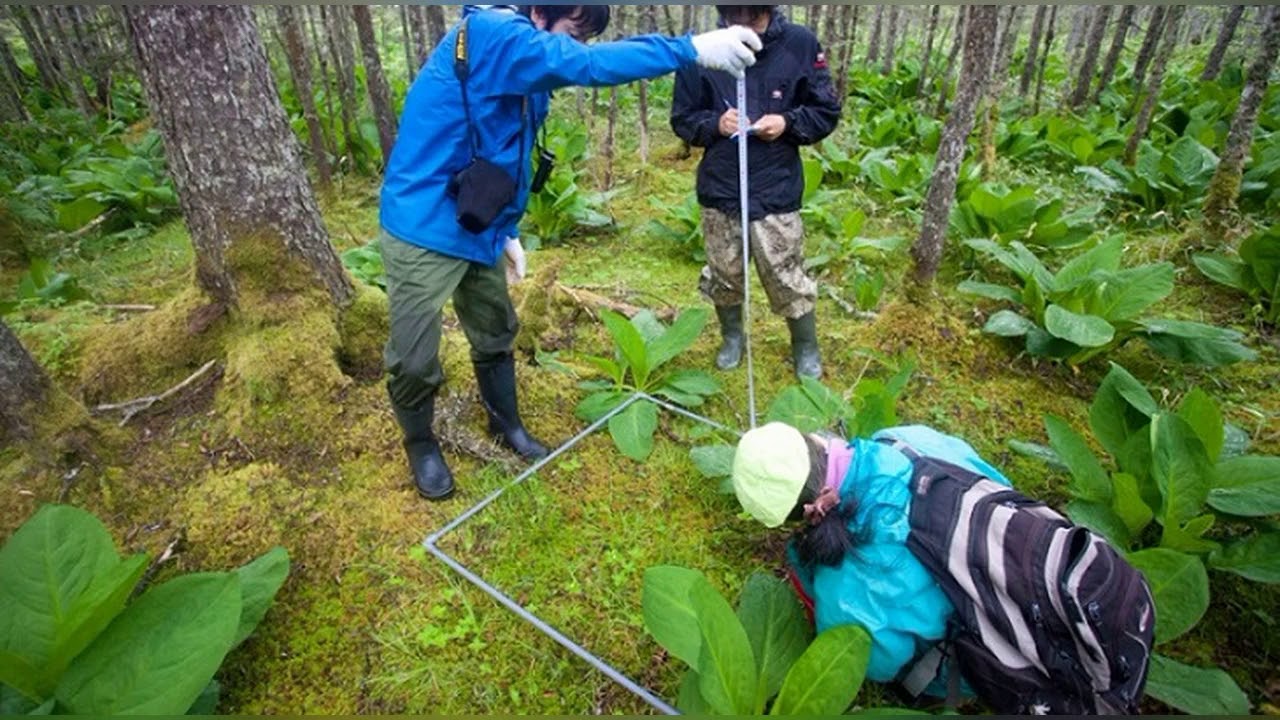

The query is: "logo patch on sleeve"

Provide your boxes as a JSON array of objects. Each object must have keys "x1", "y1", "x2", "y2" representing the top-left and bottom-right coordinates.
[{"x1": 814, "y1": 52, "x2": 828, "y2": 69}]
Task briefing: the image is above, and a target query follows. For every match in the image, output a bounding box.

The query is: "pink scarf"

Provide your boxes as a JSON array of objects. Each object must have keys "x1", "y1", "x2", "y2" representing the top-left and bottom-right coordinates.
[{"x1": 803, "y1": 438, "x2": 854, "y2": 526}]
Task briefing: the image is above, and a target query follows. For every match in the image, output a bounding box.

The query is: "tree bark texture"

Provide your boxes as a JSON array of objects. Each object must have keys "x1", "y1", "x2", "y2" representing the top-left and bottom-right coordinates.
[
  {"x1": 10, "y1": 6, "x2": 64, "y2": 99},
  {"x1": 867, "y1": 5, "x2": 884, "y2": 63},
  {"x1": 400, "y1": 5, "x2": 416, "y2": 82},
  {"x1": 920, "y1": 5, "x2": 941, "y2": 96},
  {"x1": 324, "y1": 5, "x2": 363, "y2": 172},
  {"x1": 305, "y1": 5, "x2": 338, "y2": 160},
  {"x1": 353, "y1": 5, "x2": 397, "y2": 168},
  {"x1": 1033, "y1": 5, "x2": 1058, "y2": 114},
  {"x1": 1069, "y1": 4, "x2": 1112, "y2": 108},
  {"x1": 48, "y1": 5, "x2": 96, "y2": 117},
  {"x1": 1204, "y1": 5, "x2": 1280, "y2": 225},
  {"x1": 424, "y1": 5, "x2": 446, "y2": 48},
  {"x1": 1201, "y1": 5, "x2": 1246, "y2": 82},
  {"x1": 1065, "y1": 5, "x2": 1092, "y2": 68},
  {"x1": 881, "y1": 5, "x2": 899, "y2": 75},
  {"x1": 1095, "y1": 5, "x2": 1137, "y2": 102},
  {"x1": 995, "y1": 5, "x2": 1023, "y2": 83},
  {"x1": 0, "y1": 29, "x2": 28, "y2": 121},
  {"x1": 1131, "y1": 5, "x2": 1167, "y2": 89},
  {"x1": 913, "y1": 5, "x2": 999, "y2": 284},
  {"x1": 982, "y1": 5, "x2": 1021, "y2": 177},
  {"x1": 836, "y1": 4, "x2": 858, "y2": 100},
  {"x1": 277, "y1": 5, "x2": 332, "y2": 187},
  {"x1": 0, "y1": 320, "x2": 50, "y2": 447},
  {"x1": 121, "y1": 5, "x2": 352, "y2": 308},
  {"x1": 1020, "y1": 5, "x2": 1048, "y2": 96},
  {"x1": 1125, "y1": 5, "x2": 1187, "y2": 165},
  {"x1": 935, "y1": 6, "x2": 966, "y2": 115}
]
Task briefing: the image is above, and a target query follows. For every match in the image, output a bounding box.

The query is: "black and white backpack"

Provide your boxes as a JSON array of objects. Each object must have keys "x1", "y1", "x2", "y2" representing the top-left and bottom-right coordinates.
[{"x1": 885, "y1": 440, "x2": 1156, "y2": 715}]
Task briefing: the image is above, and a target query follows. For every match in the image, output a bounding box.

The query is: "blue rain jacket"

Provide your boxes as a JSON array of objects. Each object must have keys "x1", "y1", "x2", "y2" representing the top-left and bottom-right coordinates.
[
  {"x1": 380, "y1": 6, "x2": 698, "y2": 266},
  {"x1": 789, "y1": 426, "x2": 1012, "y2": 684}
]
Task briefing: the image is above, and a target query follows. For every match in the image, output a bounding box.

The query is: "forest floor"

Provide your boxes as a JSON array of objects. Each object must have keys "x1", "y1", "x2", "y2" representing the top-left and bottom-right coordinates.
[{"x1": 3, "y1": 137, "x2": 1279, "y2": 714}]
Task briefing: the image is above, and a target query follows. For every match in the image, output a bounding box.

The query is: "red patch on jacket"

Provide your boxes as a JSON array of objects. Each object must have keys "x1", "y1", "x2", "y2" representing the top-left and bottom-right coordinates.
[{"x1": 814, "y1": 52, "x2": 828, "y2": 69}]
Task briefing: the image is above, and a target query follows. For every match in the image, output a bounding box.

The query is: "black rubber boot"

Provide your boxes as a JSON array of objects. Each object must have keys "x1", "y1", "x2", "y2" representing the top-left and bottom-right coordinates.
[
  {"x1": 714, "y1": 305, "x2": 744, "y2": 370},
  {"x1": 392, "y1": 396, "x2": 455, "y2": 501},
  {"x1": 474, "y1": 354, "x2": 549, "y2": 461},
  {"x1": 787, "y1": 312, "x2": 823, "y2": 380}
]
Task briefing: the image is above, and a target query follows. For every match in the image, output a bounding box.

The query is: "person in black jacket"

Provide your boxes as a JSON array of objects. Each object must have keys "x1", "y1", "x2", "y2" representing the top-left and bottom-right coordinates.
[{"x1": 671, "y1": 5, "x2": 841, "y2": 379}]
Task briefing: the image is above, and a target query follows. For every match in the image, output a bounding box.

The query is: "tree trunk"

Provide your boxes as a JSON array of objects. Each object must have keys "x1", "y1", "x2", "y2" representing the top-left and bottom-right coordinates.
[
  {"x1": 9, "y1": 6, "x2": 64, "y2": 99},
  {"x1": 49, "y1": 5, "x2": 97, "y2": 117},
  {"x1": 604, "y1": 85, "x2": 618, "y2": 189},
  {"x1": 305, "y1": 6, "x2": 338, "y2": 161},
  {"x1": 982, "y1": 5, "x2": 1021, "y2": 177},
  {"x1": 0, "y1": 27, "x2": 28, "y2": 122},
  {"x1": 913, "y1": 5, "x2": 999, "y2": 284},
  {"x1": 681, "y1": 5, "x2": 694, "y2": 34},
  {"x1": 121, "y1": 5, "x2": 352, "y2": 308},
  {"x1": 638, "y1": 5, "x2": 657, "y2": 165},
  {"x1": 1131, "y1": 5, "x2": 1167, "y2": 89},
  {"x1": 277, "y1": 6, "x2": 332, "y2": 188},
  {"x1": 353, "y1": 5, "x2": 397, "y2": 168},
  {"x1": 867, "y1": 5, "x2": 884, "y2": 63},
  {"x1": 1125, "y1": 5, "x2": 1186, "y2": 165},
  {"x1": 1020, "y1": 5, "x2": 1047, "y2": 96},
  {"x1": 322, "y1": 5, "x2": 362, "y2": 173},
  {"x1": 823, "y1": 3, "x2": 839, "y2": 41},
  {"x1": 995, "y1": 5, "x2": 1023, "y2": 80},
  {"x1": 409, "y1": 6, "x2": 429, "y2": 68},
  {"x1": 424, "y1": 5, "x2": 446, "y2": 48},
  {"x1": 0, "y1": 320, "x2": 51, "y2": 446},
  {"x1": 881, "y1": 5, "x2": 899, "y2": 75},
  {"x1": 811, "y1": 5, "x2": 825, "y2": 36},
  {"x1": 935, "y1": 6, "x2": 966, "y2": 115},
  {"x1": 920, "y1": 5, "x2": 941, "y2": 96},
  {"x1": 1069, "y1": 4, "x2": 1113, "y2": 108},
  {"x1": 1033, "y1": 5, "x2": 1059, "y2": 114},
  {"x1": 1204, "y1": 5, "x2": 1280, "y2": 227},
  {"x1": 1094, "y1": 5, "x2": 1137, "y2": 102},
  {"x1": 400, "y1": 5, "x2": 416, "y2": 82},
  {"x1": 1064, "y1": 5, "x2": 1092, "y2": 68},
  {"x1": 836, "y1": 4, "x2": 858, "y2": 100},
  {"x1": 1201, "y1": 5, "x2": 1246, "y2": 82}
]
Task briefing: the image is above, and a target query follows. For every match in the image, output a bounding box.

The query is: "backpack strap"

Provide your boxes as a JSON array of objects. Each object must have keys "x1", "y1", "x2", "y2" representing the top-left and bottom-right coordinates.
[{"x1": 454, "y1": 18, "x2": 481, "y2": 158}]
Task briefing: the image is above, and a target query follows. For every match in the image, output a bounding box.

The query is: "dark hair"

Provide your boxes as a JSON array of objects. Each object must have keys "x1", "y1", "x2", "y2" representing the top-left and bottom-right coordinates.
[
  {"x1": 791, "y1": 434, "x2": 859, "y2": 569},
  {"x1": 716, "y1": 5, "x2": 774, "y2": 24},
  {"x1": 520, "y1": 5, "x2": 611, "y2": 40}
]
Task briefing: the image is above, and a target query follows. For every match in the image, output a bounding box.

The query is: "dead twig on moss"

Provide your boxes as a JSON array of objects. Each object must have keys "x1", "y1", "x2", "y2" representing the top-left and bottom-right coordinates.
[
  {"x1": 554, "y1": 283, "x2": 676, "y2": 322},
  {"x1": 92, "y1": 359, "x2": 219, "y2": 427},
  {"x1": 98, "y1": 303, "x2": 157, "y2": 313}
]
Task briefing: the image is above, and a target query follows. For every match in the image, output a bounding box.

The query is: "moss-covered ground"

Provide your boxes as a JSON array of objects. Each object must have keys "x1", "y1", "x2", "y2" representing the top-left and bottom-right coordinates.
[{"x1": 3, "y1": 119, "x2": 1278, "y2": 714}]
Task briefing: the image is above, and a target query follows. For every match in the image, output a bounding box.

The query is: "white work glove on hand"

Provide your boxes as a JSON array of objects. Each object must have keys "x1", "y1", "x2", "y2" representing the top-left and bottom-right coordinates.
[
  {"x1": 692, "y1": 26, "x2": 762, "y2": 78},
  {"x1": 503, "y1": 236, "x2": 527, "y2": 285}
]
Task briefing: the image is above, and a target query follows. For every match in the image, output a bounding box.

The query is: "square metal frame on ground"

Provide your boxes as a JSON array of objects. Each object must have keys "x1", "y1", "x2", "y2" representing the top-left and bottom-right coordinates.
[{"x1": 423, "y1": 392, "x2": 739, "y2": 716}]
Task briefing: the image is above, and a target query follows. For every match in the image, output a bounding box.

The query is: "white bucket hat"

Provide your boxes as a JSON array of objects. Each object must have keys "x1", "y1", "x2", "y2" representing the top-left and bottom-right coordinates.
[{"x1": 731, "y1": 422, "x2": 810, "y2": 528}]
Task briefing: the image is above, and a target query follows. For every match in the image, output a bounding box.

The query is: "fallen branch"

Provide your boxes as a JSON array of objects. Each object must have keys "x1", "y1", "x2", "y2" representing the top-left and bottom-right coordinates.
[
  {"x1": 98, "y1": 303, "x2": 157, "y2": 313},
  {"x1": 65, "y1": 208, "x2": 116, "y2": 239},
  {"x1": 554, "y1": 283, "x2": 677, "y2": 322},
  {"x1": 824, "y1": 286, "x2": 879, "y2": 321},
  {"x1": 92, "y1": 359, "x2": 218, "y2": 427}
]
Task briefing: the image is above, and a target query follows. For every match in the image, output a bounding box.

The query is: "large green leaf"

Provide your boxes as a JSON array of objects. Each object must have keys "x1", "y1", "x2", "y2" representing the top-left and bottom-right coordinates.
[
  {"x1": 765, "y1": 377, "x2": 850, "y2": 434},
  {"x1": 770, "y1": 624, "x2": 871, "y2": 716},
  {"x1": 1145, "y1": 654, "x2": 1250, "y2": 716},
  {"x1": 55, "y1": 573, "x2": 241, "y2": 715},
  {"x1": 1089, "y1": 364, "x2": 1157, "y2": 459},
  {"x1": 647, "y1": 307, "x2": 710, "y2": 373},
  {"x1": 641, "y1": 566, "x2": 706, "y2": 668},
  {"x1": 1208, "y1": 456, "x2": 1280, "y2": 517},
  {"x1": 677, "y1": 670, "x2": 711, "y2": 714},
  {"x1": 231, "y1": 547, "x2": 289, "y2": 647},
  {"x1": 1111, "y1": 473, "x2": 1154, "y2": 537},
  {"x1": 1192, "y1": 253, "x2": 1250, "y2": 293},
  {"x1": 1151, "y1": 414, "x2": 1213, "y2": 537},
  {"x1": 1067, "y1": 501, "x2": 1130, "y2": 549},
  {"x1": 1140, "y1": 319, "x2": 1257, "y2": 367},
  {"x1": 1176, "y1": 388, "x2": 1224, "y2": 463},
  {"x1": 1127, "y1": 549, "x2": 1209, "y2": 644},
  {"x1": 737, "y1": 573, "x2": 809, "y2": 703},
  {"x1": 957, "y1": 281, "x2": 1021, "y2": 303},
  {"x1": 1044, "y1": 415, "x2": 1111, "y2": 503},
  {"x1": 43, "y1": 553, "x2": 148, "y2": 695},
  {"x1": 690, "y1": 444, "x2": 735, "y2": 480},
  {"x1": 608, "y1": 399, "x2": 658, "y2": 462},
  {"x1": 601, "y1": 310, "x2": 650, "y2": 388},
  {"x1": 1208, "y1": 531, "x2": 1280, "y2": 584},
  {"x1": 691, "y1": 579, "x2": 758, "y2": 714},
  {"x1": 574, "y1": 390, "x2": 628, "y2": 423},
  {"x1": 1089, "y1": 264, "x2": 1174, "y2": 321},
  {"x1": 0, "y1": 505, "x2": 128, "y2": 698},
  {"x1": 1054, "y1": 235, "x2": 1124, "y2": 290},
  {"x1": 662, "y1": 369, "x2": 721, "y2": 399},
  {"x1": 983, "y1": 310, "x2": 1036, "y2": 338}
]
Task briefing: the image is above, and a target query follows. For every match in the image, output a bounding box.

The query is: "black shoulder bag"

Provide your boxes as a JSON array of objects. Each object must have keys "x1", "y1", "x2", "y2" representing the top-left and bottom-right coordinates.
[{"x1": 447, "y1": 17, "x2": 524, "y2": 234}]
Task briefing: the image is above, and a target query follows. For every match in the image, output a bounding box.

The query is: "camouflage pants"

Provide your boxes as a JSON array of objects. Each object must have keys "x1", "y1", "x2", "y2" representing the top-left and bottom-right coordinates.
[{"x1": 699, "y1": 208, "x2": 816, "y2": 319}]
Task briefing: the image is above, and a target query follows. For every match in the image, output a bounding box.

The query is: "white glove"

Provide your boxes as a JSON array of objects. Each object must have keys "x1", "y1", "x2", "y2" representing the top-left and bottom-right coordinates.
[
  {"x1": 691, "y1": 26, "x2": 762, "y2": 79},
  {"x1": 503, "y1": 236, "x2": 526, "y2": 284}
]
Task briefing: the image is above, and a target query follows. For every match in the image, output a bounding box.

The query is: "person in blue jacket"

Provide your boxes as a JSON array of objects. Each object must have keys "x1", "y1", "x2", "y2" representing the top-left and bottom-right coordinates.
[
  {"x1": 730, "y1": 422, "x2": 1012, "y2": 689},
  {"x1": 380, "y1": 5, "x2": 763, "y2": 501}
]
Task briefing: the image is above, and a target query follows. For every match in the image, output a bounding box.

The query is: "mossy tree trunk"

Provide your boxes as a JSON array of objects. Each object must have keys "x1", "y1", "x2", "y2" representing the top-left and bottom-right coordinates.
[
  {"x1": 913, "y1": 5, "x2": 999, "y2": 284},
  {"x1": 1069, "y1": 3, "x2": 1113, "y2": 108},
  {"x1": 919, "y1": 5, "x2": 941, "y2": 96},
  {"x1": 277, "y1": 5, "x2": 332, "y2": 188},
  {"x1": 0, "y1": 29, "x2": 26, "y2": 122},
  {"x1": 1033, "y1": 5, "x2": 1058, "y2": 115},
  {"x1": 881, "y1": 5, "x2": 899, "y2": 75},
  {"x1": 836, "y1": 4, "x2": 858, "y2": 100},
  {"x1": 1201, "y1": 5, "x2": 1246, "y2": 82},
  {"x1": 1125, "y1": 5, "x2": 1186, "y2": 166},
  {"x1": 0, "y1": 320, "x2": 50, "y2": 447},
  {"x1": 934, "y1": 6, "x2": 965, "y2": 115},
  {"x1": 1094, "y1": 5, "x2": 1137, "y2": 103},
  {"x1": 121, "y1": 5, "x2": 353, "y2": 309},
  {"x1": 1204, "y1": 5, "x2": 1280, "y2": 229},
  {"x1": 353, "y1": 5, "x2": 397, "y2": 168},
  {"x1": 981, "y1": 6, "x2": 1020, "y2": 177},
  {"x1": 9, "y1": 6, "x2": 64, "y2": 101},
  {"x1": 1020, "y1": 5, "x2": 1047, "y2": 96},
  {"x1": 1131, "y1": 5, "x2": 1167, "y2": 90},
  {"x1": 866, "y1": 5, "x2": 884, "y2": 64}
]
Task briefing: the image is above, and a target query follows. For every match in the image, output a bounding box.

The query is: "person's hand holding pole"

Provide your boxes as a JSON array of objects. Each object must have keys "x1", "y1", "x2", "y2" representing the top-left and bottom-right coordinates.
[{"x1": 692, "y1": 26, "x2": 762, "y2": 78}]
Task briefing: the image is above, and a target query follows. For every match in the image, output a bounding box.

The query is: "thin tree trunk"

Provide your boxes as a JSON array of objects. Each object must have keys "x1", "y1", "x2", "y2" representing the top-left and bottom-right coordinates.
[
  {"x1": 0, "y1": 320, "x2": 51, "y2": 446},
  {"x1": 836, "y1": 4, "x2": 858, "y2": 100},
  {"x1": 305, "y1": 6, "x2": 338, "y2": 161},
  {"x1": 881, "y1": 5, "x2": 899, "y2": 75},
  {"x1": 51, "y1": 5, "x2": 97, "y2": 116},
  {"x1": 867, "y1": 5, "x2": 884, "y2": 63},
  {"x1": 424, "y1": 5, "x2": 446, "y2": 47},
  {"x1": 1095, "y1": 5, "x2": 1137, "y2": 102},
  {"x1": 995, "y1": 5, "x2": 1023, "y2": 80},
  {"x1": 920, "y1": 5, "x2": 941, "y2": 96},
  {"x1": 1070, "y1": 4, "x2": 1113, "y2": 108},
  {"x1": 1201, "y1": 5, "x2": 1246, "y2": 82},
  {"x1": 400, "y1": 5, "x2": 416, "y2": 82},
  {"x1": 604, "y1": 86, "x2": 618, "y2": 189},
  {"x1": 410, "y1": 6, "x2": 429, "y2": 68},
  {"x1": 9, "y1": 6, "x2": 64, "y2": 99},
  {"x1": 1020, "y1": 5, "x2": 1047, "y2": 96},
  {"x1": 681, "y1": 5, "x2": 694, "y2": 34},
  {"x1": 661, "y1": 5, "x2": 676, "y2": 36},
  {"x1": 823, "y1": 3, "x2": 839, "y2": 41},
  {"x1": 1204, "y1": 5, "x2": 1280, "y2": 227},
  {"x1": 1125, "y1": 5, "x2": 1187, "y2": 165},
  {"x1": 935, "y1": 6, "x2": 966, "y2": 115},
  {"x1": 277, "y1": 6, "x2": 332, "y2": 188},
  {"x1": 913, "y1": 5, "x2": 999, "y2": 284},
  {"x1": 1033, "y1": 5, "x2": 1058, "y2": 114},
  {"x1": 323, "y1": 5, "x2": 362, "y2": 172},
  {"x1": 982, "y1": 5, "x2": 1020, "y2": 177},
  {"x1": 0, "y1": 27, "x2": 29, "y2": 121},
  {"x1": 69, "y1": 6, "x2": 112, "y2": 109},
  {"x1": 1131, "y1": 5, "x2": 1167, "y2": 90},
  {"x1": 121, "y1": 5, "x2": 352, "y2": 308},
  {"x1": 638, "y1": 5, "x2": 657, "y2": 165},
  {"x1": 1065, "y1": 5, "x2": 1092, "y2": 67},
  {"x1": 812, "y1": 5, "x2": 825, "y2": 36},
  {"x1": 353, "y1": 5, "x2": 397, "y2": 167}
]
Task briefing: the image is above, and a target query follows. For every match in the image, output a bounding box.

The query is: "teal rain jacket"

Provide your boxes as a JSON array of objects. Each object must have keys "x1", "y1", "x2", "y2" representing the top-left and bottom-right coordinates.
[
  {"x1": 380, "y1": 6, "x2": 698, "y2": 266},
  {"x1": 788, "y1": 426, "x2": 1012, "y2": 684}
]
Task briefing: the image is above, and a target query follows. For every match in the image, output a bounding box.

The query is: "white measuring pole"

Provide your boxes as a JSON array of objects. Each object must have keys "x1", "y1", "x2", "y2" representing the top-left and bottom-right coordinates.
[{"x1": 737, "y1": 75, "x2": 757, "y2": 429}]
